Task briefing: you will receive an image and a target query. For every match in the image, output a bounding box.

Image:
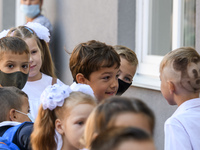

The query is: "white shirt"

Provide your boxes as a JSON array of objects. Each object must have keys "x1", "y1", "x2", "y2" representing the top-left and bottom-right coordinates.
[
  {"x1": 164, "y1": 98, "x2": 200, "y2": 150},
  {"x1": 22, "y1": 73, "x2": 64, "y2": 121}
]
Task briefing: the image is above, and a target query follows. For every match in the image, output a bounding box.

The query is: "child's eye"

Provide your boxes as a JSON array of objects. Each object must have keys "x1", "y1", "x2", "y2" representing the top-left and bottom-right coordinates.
[
  {"x1": 77, "y1": 121, "x2": 84, "y2": 125},
  {"x1": 124, "y1": 77, "x2": 132, "y2": 82},
  {"x1": 31, "y1": 50, "x2": 37, "y2": 54},
  {"x1": 22, "y1": 64, "x2": 29, "y2": 69},
  {"x1": 8, "y1": 64, "x2": 14, "y2": 68},
  {"x1": 103, "y1": 76, "x2": 110, "y2": 80}
]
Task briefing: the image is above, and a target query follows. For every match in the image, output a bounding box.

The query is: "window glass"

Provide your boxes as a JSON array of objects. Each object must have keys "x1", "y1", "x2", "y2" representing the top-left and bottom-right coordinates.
[
  {"x1": 183, "y1": 0, "x2": 196, "y2": 47},
  {"x1": 148, "y1": 0, "x2": 172, "y2": 56}
]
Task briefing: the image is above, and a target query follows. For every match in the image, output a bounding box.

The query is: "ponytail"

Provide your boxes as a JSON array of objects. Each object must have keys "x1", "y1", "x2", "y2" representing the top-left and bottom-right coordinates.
[{"x1": 31, "y1": 105, "x2": 57, "y2": 150}]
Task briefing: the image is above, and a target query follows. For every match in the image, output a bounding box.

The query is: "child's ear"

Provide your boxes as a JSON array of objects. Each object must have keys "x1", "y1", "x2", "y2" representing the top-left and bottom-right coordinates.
[
  {"x1": 55, "y1": 119, "x2": 64, "y2": 135},
  {"x1": 9, "y1": 109, "x2": 17, "y2": 121},
  {"x1": 76, "y1": 73, "x2": 88, "y2": 84},
  {"x1": 167, "y1": 81, "x2": 175, "y2": 94}
]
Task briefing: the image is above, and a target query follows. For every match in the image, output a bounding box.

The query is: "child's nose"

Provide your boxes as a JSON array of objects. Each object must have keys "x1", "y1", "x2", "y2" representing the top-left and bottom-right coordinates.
[
  {"x1": 29, "y1": 56, "x2": 33, "y2": 63},
  {"x1": 111, "y1": 77, "x2": 118, "y2": 89}
]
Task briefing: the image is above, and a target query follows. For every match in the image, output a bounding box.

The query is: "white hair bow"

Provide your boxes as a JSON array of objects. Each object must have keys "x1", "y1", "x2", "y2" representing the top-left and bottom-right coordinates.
[
  {"x1": 0, "y1": 29, "x2": 9, "y2": 39},
  {"x1": 25, "y1": 22, "x2": 50, "y2": 42},
  {"x1": 40, "y1": 83, "x2": 94, "y2": 110}
]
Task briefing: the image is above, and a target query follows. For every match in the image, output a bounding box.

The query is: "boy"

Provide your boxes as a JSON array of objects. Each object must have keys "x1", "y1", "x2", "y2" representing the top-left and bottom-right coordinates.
[
  {"x1": 160, "y1": 47, "x2": 200, "y2": 150},
  {"x1": 70, "y1": 40, "x2": 120, "y2": 102},
  {"x1": 114, "y1": 45, "x2": 138, "y2": 95},
  {"x1": 0, "y1": 36, "x2": 30, "y2": 89},
  {"x1": 0, "y1": 86, "x2": 33, "y2": 150}
]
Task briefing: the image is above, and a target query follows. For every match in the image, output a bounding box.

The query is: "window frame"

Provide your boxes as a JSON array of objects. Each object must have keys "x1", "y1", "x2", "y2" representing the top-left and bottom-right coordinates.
[{"x1": 133, "y1": 0, "x2": 184, "y2": 90}]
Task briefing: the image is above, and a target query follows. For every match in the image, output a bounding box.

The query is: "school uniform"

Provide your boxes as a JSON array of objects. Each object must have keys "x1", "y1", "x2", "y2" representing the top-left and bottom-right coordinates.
[
  {"x1": 164, "y1": 98, "x2": 200, "y2": 150},
  {"x1": 22, "y1": 73, "x2": 65, "y2": 121},
  {"x1": 0, "y1": 121, "x2": 33, "y2": 150}
]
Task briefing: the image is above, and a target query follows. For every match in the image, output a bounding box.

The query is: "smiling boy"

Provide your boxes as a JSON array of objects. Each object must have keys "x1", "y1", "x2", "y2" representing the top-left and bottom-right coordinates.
[{"x1": 70, "y1": 40, "x2": 120, "y2": 102}]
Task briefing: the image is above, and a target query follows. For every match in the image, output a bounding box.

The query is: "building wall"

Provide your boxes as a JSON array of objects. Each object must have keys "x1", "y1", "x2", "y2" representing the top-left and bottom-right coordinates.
[
  {"x1": 0, "y1": 0, "x2": 2, "y2": 30},
  {"x1": 0, "y1": 0, "x2": 16, "y2": 30}
]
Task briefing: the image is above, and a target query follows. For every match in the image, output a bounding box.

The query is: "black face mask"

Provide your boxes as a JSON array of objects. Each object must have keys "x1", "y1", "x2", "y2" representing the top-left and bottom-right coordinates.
[
  {"x1": 0, "y1": 70, "x2": 28, "y2": 89},
  {"x1": 116, "y1": 78, "x2": 132, "y2": 96}
]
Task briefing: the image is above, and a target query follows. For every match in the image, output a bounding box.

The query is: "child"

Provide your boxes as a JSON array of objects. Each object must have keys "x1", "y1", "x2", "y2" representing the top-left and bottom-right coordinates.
[
  {"x1": 159, "y1": 47, "x2": 200, "y2": 150},
  {"x1": 0, "y1": 36, "x2": 30, "y2": 89},
  {"x1": 91, "y1": 127, "x2": 156, "y2": 150},
  {"x1": 0, "y1": 86, "x2": 33, "y2": 150},
  {"x1": 6, "y1": 22, "x2": 64, "y2": 120},
  {"x1": 113, "y1": 45, "x2": 138, "y2": 95},
  {"x1": 31, "y1": 83, "x2": 96, "y2": 150},
  {"x1": 83, "y1": 96, "x2": 155, "y2": 149},
  {"x1": 69, "y1": 40, "x2": 120, "y2": 102}
]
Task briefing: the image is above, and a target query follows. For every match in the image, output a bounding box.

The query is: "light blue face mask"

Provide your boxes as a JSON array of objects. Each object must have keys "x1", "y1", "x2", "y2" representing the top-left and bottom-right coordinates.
[
  {"x1": 15, "y1": 110, "x2": 34, "y2": 122},
  {"x1": 20, "y1": 4, "x2": 40, "y2": 18}
]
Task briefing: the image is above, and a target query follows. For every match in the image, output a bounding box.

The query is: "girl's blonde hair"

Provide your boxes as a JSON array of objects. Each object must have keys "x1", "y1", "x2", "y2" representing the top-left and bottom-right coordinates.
[
  {"x1": 7, "y1": 26, "x2": 56, "y2": 78},
  {"x1": 83, "y1": 96, "x2": 155, "y2": 149},
  {"x1": 31, "y1": 91, "x2": 96, "y2": 150}
]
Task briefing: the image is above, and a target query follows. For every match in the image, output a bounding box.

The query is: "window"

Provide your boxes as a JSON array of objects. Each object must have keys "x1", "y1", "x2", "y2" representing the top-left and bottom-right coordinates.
[{"x1": 133, "y1": 0, "x2": 196, "y2": 90}]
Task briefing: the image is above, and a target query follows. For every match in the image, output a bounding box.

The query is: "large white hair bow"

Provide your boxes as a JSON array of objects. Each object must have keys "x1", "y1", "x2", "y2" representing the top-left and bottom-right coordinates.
[
  {"x1": 25, "y1": 22, "x2": 50, "y2": 42},
  {"x1": 41, "y1": 83, "x2": 94, "y2": 110},
  {"x1": 0, "y1": 29, "x2": 9, "y2": 39},
  {"x1": 70, "y1": 82, "x2": 95, "y2": 97}
]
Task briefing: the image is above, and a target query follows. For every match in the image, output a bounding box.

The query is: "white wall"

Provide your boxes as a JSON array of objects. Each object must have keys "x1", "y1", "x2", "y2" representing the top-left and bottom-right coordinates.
[{"x1": 0, "y1": 0, "x2": 2, "y2": 31}]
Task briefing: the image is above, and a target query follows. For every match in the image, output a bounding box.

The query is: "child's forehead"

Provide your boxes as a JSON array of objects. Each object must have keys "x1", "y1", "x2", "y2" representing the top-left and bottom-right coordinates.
[
  {"x1": 93, "y1": 65, "x2": 120, "y2": 74},
  {"x1": 0, "y1": 51, "x2": 29, "y2": 62},
  {"x1": 21, "y1": 95, "x2": 29, "y2": 105}
]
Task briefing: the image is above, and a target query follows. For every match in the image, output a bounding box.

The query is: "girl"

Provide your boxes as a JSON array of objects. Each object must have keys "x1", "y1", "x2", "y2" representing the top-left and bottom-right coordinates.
[
  {"x1": 7, "y1": 22, "x2": 64, "y2": 120},
  {"x1": 83, "y1": 96, "x2": 155, "y2": 149},
  {"x1": 31, "y1": 83, "x2": 96, "y2": 150}
]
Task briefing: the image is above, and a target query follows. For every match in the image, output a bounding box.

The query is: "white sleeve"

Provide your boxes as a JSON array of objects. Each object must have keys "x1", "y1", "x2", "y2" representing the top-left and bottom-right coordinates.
[{"x1": 164, "y1": 118, "x2": 192, "y2": 150}]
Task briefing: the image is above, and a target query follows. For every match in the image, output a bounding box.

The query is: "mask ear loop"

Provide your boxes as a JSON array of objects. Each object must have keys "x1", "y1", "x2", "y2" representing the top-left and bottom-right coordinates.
[{"x1": 15, "y1": 110, "x2": 34, "y2": 122}]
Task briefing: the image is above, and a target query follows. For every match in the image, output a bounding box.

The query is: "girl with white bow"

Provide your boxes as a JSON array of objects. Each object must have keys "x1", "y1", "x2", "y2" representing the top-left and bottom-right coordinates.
[
  {"x1": 0, "y1": 22, "x2": 65, "y2": 121},
  {"x1": 31, "y1": 83, "x2": 96, "y2": 150}
]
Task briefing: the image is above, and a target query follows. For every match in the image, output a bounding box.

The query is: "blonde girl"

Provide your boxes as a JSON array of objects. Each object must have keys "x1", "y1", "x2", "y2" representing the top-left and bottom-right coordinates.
[
  {"x1": 83, "y1": 96, "x2": 155, "y2": 149},
  {"x1": 31, "y1": 83, "x2": 96, "y2": 150},
  {"x1": 6, "y1": 22, "x2": 64, "y2": 120}
]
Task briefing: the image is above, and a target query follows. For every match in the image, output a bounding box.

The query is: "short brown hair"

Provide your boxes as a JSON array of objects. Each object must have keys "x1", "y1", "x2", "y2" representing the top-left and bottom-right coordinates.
[
  {"x1": 114, "y1": 45, "x2": 138, "y2": 66},
  {"x1": 0, "y1": 36, "x2": 29, "y2": 60},
  {"x1": 0, "y1": 86, "x2": 28, "y2": 122},
  {"x1": 70, "y1": 40, "x2": 120, "y2": 82}
]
